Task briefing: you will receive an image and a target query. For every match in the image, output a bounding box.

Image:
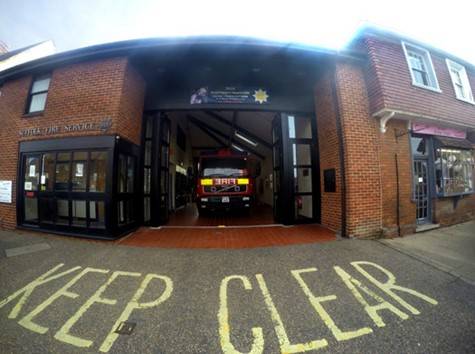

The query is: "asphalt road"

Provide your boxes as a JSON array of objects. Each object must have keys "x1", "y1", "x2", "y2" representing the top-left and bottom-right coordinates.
[{"x1": 0, "y1": 230, "x2": 474, "y2": 353}]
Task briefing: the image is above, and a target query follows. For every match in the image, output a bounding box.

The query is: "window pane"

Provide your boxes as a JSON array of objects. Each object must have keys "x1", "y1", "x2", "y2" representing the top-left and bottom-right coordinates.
[
  {"x1": 56, "y1": 199, "x2": 70, "y2": 225},
  {"x1": 144, "y1": 141, "x2": 152, "y2": 166},
  {"x1": 145, "y1": 118, "x2": 153, "y2": 138},
  {"x1": 24, "y1": 197, "x2": 38, "y2": 222},
  {"x1": 29, "y1": 93, "x2": 48, "y2": 112},
  {"x1": 24, "y1": 156, "x2": 40, "y2": 191},
  {"x1": 292, "y1": 144, "x2": 311, "y2": 165},
  {"x1": 161, "y1": 146, "x2": 169, "y2": 167},
  {"x1": 127, "y1": 156, "x2": 135, "y2": 192},
  {"x1": 118, "y1": 201, "x2": 125, "y2": 225},
  {"x1": 438, "y1": 148, "x2": 475, "y2": 195},
  {"x1": 72, "y1": 152, "x2": 87, "y2": 191},
  {"x1": 295, "y1": 195, "x2": 313, "y2": 219},
  {"x1": 55, "y1": 153, "x2": 70, "y2": 191},
  {"x1": 31, "y1": 77, "x2": 51, "y2": 93},
  {"x1": 89, "y1": 201, "x2": 105, "y2": 229},
  {"x1": 119, "y1": 154, "x2": 127, "y2": 193},
  {"x1": 410, "y1": 136, "x2": 427, "y2": 156},
  {"x1": 39, "y1": 198, "x2": 55, "y2": 224},
  {"x1": 294, "y1": 168, "x2": 312, "y2": 193},
  {"x1": 288, "y1": 116, "x2": 312, "y2": 139},
  {"x1": 127, "y1": 200, "x2": 135, "y2": 223},
  {"x1": 72, "y1": 200, "x2": 87, "y2": 227},
  {"x1": 41, "y1": 153, "x2": 55, "y2": 191},
  {"x1": 412, "y1": 70, "x2": 428, "y2": 86},
  {"x1": 160, "y1": 171, "x2": 168, "y2": 194},
  {"x1": 90, "y1": 151, "x2": 107, "y2": 192},
  {"x1": 144, "y1": 168, "x2": 151, "y2": 194},
  {"x1": 144, "y1": 197, "x2": 151, "y2": 222}
]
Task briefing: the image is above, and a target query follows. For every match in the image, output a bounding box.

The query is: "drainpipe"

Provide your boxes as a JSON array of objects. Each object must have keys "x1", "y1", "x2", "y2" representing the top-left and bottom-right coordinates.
[{"x1": 330, "y1": 63, "x2": 347, "y2": 238}]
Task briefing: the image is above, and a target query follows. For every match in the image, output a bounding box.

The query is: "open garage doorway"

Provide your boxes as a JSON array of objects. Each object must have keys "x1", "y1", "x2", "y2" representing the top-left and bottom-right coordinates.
[{"x1": 141, "y1": 110, "x2": 320, "y2": 227}]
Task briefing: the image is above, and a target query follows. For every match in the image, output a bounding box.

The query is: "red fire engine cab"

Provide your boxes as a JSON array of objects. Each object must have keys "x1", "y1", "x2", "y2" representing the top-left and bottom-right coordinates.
[{"x1": 196, "y1": 149, "x2": 254, "y2": 214}]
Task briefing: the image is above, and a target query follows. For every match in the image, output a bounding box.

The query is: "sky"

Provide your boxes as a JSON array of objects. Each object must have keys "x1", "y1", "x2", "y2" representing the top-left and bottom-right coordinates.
[{"x1": 1, "y1": 0, "x2": 475, "y2": 64}]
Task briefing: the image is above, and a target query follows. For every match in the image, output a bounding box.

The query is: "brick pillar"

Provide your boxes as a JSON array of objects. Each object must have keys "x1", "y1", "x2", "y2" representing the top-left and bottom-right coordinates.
[{"x1": 335, "y1": 60, "x2": 382, "y2": 238}]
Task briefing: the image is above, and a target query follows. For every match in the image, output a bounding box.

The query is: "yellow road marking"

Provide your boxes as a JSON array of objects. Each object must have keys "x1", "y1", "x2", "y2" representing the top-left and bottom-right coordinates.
[
  {"x1": 291, "y1": 268, "x2": 373, "y2": 342},
  {"x1": 99, "y1": 273, "x2": 173, "y2": 353},
  {"x1": 18, "y1": 267, "x2": 109, "y2": 334},
  {"x1": 0, "y1": 263, "x2": 81, "y2": 319},
  {"x1": 218, "y1": 275, "x2": 264, "y2": 354},
  {"x1": 256, "y1": 273, "x2": 328, "y2": 353},
  {"x1": 351, "y1": 262, "x2": 438, "y2": 315},
  {"x1": 54, "y1": 271, "x2": 141, "y2": 348},
  {"x1": 334, "y1": 266, "x2": 409, "y2": 327}
]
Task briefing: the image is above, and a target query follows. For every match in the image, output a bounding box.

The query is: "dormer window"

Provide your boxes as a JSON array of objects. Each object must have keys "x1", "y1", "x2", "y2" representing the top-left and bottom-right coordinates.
[
  {"x1": 446, "y1": 59, "x2": 474, "y2": 104},
  {"x1": 402, "y1": 42, "x2": 440, "y2": 92},
  {"x1": 26, "y1": 74, "x2": 51, "y2": 114}
]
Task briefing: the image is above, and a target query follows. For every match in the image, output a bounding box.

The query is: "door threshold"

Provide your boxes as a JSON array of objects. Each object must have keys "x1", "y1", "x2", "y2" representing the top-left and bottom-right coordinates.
[
  {"x1": 152, "y1": 223, "x2": 285, "y2": 230},
  {"x1": 415, "y1": 223, "x2": 440, "y2": 233}
]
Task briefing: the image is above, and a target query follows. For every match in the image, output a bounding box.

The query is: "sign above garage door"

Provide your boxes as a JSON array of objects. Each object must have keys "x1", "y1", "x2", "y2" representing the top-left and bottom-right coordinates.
[{"x1": 190, "y1": 87, "x2": 270, "y2": 105}]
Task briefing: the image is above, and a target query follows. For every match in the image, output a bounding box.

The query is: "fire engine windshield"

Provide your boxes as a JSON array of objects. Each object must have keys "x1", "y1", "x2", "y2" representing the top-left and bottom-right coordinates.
[{"x1": 201, "y1": 158, "x2": 248, "y2": 177}]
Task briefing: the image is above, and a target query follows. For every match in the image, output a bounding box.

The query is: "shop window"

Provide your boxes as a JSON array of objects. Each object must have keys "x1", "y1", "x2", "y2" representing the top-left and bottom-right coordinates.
[
  {"x1": 89, "y1": 151, "x2": 107, "y2": 192},
  {"x1": 117, "y1": 153, "x2": 136, "y2": 226},
  {"x1": 435, "y1": 148, "x2": 474, "y2": 196},
  {"x1": 402, "y1": 42, "x2": 440, "y2": 91},
  {"x1": 26, "y1": 74, "x2": 51, "y2": 114}
]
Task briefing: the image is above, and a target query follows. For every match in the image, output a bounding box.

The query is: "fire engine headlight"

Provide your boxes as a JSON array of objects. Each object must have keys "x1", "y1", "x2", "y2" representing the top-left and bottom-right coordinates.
[
  {"x1": 201, "y1": 179, "x2": 213, "y2": 186},
  {"x1": 201, "y1": 198, "x2": 208, "y2": 202},
  {"x1": 237, "y1": 178, "x2": 249, "y2": 185},
  {"x1": 242, "y1": 197, "x2": 250, "y2": 201}
]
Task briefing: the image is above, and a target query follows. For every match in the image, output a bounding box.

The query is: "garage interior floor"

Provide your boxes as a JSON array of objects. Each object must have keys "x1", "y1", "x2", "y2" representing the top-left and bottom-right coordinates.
[
  {"x1": 167, "y1": 203, "x2": 274, "y2": 226},
  {"x1": 118, "y1": 203, "x2": 336, "y2": 249}
]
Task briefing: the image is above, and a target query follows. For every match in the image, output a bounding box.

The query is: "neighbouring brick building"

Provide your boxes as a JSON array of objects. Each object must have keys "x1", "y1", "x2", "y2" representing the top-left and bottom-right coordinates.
[{"x1": 0, "y1": 26, "x2": 473, "y2": 239}]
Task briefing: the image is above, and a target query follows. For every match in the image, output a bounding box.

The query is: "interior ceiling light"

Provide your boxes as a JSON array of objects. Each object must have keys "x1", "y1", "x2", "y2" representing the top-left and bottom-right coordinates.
[
  {"x1": 235, "y1": 132, "x2": 258, "y2": 146},
  {"x1": 231, "y1": 144, "x2": 244, "y2": 152}
]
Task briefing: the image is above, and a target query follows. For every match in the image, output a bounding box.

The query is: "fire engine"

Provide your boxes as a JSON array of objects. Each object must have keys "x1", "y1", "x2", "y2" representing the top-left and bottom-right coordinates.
[{"x1": 196, "y1": 149, "x2": 254, "y2": 214}]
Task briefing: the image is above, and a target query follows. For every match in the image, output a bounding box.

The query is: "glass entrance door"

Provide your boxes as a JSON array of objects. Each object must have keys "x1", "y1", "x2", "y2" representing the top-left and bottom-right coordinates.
[
  {"x1": 414, "y1": 159, "x2": 431, "y2": 224},
  {"x1": 272, "y1": 113, "x2": 320, "y2": 224},
  {"x1": 21, "y1": 154, "x2": 40, "y2": 225}
]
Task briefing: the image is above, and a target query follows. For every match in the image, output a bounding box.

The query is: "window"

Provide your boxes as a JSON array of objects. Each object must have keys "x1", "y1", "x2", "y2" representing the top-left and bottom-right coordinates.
[
  {"x1": 402, "y1": 42, "x2": 440, "y2": 91},
  {"x1": 446, "y1": 59, "x2": 474, "y2": 104},
  {"x1": 435, "y1": 148, "x2": 474, "y2": 196},
  {"x1": 26, "y1": 74, "x2": 51, "y2": 113}
]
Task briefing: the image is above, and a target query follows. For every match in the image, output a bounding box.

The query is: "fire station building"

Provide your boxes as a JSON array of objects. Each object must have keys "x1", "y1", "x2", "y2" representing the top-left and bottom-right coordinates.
[{"x1": 0, "y1": 26, "x2": 474, "y2": 239}]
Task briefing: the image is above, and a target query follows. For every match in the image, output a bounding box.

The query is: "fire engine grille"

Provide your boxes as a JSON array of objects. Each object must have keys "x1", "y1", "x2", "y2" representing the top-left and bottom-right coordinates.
[{"x1": 204, "y1": 185, "x2": 247, "y2": 193}]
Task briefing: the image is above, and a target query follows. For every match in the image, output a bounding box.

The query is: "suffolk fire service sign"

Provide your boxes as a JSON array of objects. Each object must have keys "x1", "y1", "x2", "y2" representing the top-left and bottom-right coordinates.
[
  {"x1": 190, "y1": 87, "x2": 269, "y2": 105},
  {"x1": 0, "y1": 180, "x2": 12, "y2": 203}
]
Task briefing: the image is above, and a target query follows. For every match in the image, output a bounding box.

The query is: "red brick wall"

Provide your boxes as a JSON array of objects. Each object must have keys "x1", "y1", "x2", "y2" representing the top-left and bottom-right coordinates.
[
  {"x1": 361, "y1": 34, "x2": 475, "y2": 128},
  {"x1": 335, "y1": 60, "x2": 382, "y2": 238},
  {"x1": 0, "y1": 57, "x2": 145, "y2": 229},
  {"x1": 434, "y1": 196, "x2": 475, "y2": 226},
  {"x1": 314, "y1": 70, "x2": 342, "y2": 233},
  {"x1": 378, "y1": 119, "x2": 416, "y2": 236}
]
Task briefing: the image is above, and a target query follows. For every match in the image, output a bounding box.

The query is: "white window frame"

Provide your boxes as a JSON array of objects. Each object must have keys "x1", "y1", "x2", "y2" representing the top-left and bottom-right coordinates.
[
  {"x1": 446, "y1": 59, "x2": 475, "y2": 104},
  {"x1": 402, "y1": 41, "x2": 441, "y2": 93}
]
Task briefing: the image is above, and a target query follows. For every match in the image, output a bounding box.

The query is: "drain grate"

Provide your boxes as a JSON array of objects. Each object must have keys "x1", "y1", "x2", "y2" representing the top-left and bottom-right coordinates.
[{"x1": 114, "y1": 321, "x2": 136, "y2": 335}]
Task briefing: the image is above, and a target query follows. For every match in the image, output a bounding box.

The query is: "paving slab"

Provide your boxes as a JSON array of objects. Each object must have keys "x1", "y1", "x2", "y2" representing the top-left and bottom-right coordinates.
[{"x1": 380, "y1": 221, "x2": 475, "y2": 285}]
